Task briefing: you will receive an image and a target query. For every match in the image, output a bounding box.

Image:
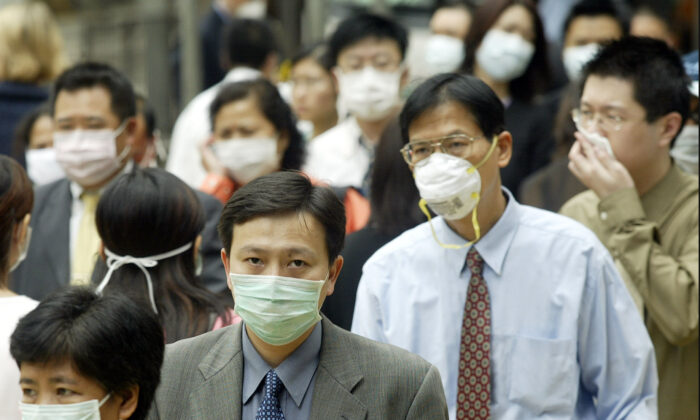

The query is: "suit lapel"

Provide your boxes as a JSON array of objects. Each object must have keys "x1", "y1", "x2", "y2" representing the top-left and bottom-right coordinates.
[
  {"x1": 189, "y1": 324, "x2": 244, "y2": 420},
  {"x1": 41, "y1": 180, "x2": 72, "y2": 286},
  {"x1": 309, "y1": 318, "x2": 367, "y2": 420}
]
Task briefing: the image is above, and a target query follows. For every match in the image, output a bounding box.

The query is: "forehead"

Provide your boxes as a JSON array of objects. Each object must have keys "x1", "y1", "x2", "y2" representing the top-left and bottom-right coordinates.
[
  {"x1": 230, "y1": 211, "x2": 328, "y2": 259},
  {"x1": 494, "y1": 5, "x2": 534, "y2": 30},
  {"x1": 54, "y1": 86, "x2": 118, "y2": 121},
  {"x1": 430, "y1": 7, "x2": 471, "y2": 33},
  {"x1": 408, "y1": 101, "x2": 482, "y2": 141},
  {"x1": 566, "y1": 15, "x2": 622, "y2": 41},
  {"x1": 337, "y1": 37, "x2": 402, "y2": 61},
  {"x1": 292, "y1": 58, "x2": 327, "y2": 76},
  {"x1": 20, "y1": 360, "x2": 101, "y2": 388},
  {"x1": 581, "y1": 75, "x2": 640, "y2": 109},
  {"x1": 214, "y1": 96, "x2": 267, "y2": 125}
]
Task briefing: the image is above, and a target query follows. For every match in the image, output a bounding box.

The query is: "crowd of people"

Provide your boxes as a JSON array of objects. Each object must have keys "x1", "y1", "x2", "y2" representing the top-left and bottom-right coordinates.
[{"x1": 0, "y1": 0, "x2": 697, "y2": 419}]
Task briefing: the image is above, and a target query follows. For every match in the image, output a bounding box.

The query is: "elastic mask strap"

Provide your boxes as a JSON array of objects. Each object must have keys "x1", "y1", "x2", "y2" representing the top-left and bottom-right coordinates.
[
  {"x1": 96, "y1": 242, "x2": 193, "y2": 314},
  {"x1": 419, "y1": 135, "x2": 499, "y2": 249}
]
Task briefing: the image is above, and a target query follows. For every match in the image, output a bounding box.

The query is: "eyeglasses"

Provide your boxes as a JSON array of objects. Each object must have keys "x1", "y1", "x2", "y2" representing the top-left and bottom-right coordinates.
[
  {"x1": 571, "y1": 108, "x2": 625, "y2": 132},
  {"x1": 400, "y1": 133, "x2": 486, "y2": 164}
]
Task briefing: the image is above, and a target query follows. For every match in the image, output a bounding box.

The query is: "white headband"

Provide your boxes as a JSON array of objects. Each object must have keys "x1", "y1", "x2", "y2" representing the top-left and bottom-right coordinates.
[{"x1": 95, "y1": 242, "x2": 194, "y2": 314}]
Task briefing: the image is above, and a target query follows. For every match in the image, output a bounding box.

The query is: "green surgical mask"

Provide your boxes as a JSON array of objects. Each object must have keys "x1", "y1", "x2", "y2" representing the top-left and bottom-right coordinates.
[{"x1": 230, "y1": 272, "x2": 328, "y2": 345}]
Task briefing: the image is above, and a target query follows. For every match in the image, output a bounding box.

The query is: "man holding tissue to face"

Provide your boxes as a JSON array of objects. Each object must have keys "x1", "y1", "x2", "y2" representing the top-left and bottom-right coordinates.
[
  {"x1": 351, "y1": 73, "x2": 658, "y2": 419},
  {"x1": 147, "y1": 171, "x2": 448, "y2": 419},
  {"x1": 560, "y1": 37, "x2": 698, "y2": 420}
]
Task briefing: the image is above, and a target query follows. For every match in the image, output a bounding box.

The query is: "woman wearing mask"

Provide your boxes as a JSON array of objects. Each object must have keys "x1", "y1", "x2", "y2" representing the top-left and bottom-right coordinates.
[
  {"x1": 0, "y1": 156, "x2": 38, "y2": 420},
  {"x1": 462, "y1": 0, "x2": 555, "y2": 199},
  {"x1": 200, "y1": 79, "x2": 369, "y2": 233},
  {"x1": 92, "y1": 168, "x2": 238, "y2": 344},
  {"x1": 12, "y1": 104, "x2": 65, "y2": 186},
  {"x1": 290, "y1": 43, "x2": 339, "y2": 141}
]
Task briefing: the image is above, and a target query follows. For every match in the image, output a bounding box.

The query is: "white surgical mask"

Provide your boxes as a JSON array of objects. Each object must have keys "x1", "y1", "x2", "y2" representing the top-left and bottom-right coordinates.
[
  {"x1": 211, "y1": 137, "x2": 279, "y2": 185},
  {"x1": 235, "y1": 0, "x2": 266, "y2": 19},
  {"x1": 54, "y1": 122, "x2": 129, "y2": 187},
  {"x1": 562, "y1": 43, "x2": 601, "y2": 82},
  {"x1": 96, "y1": 242, "x2": 194, "y2": 314},
  {"x1": 26, "y1": 148, "x2": 65, "y2": 186},
  {"x1": 475, "y1": 29, "x2": 535, "y2": 82},
  {"x1": 424, "y1": 34, "x2": 465, "y2": 75},
  {"x1": 19, "y1": 393, "x2": 110, "y2": 420},
  {"x1": 230, "y1": 272, "x2": 327, "y2": 345},
  {"x1": 10, "y1": 227, "x2": 31, "y2": 272},
  {"x1": 414, "y1": 137, "x2": 499, "y2": 249},
  {"x1": 334, "y1": 66, "x2": 402, "y2": 121},
  {"x1": 574, "y1": 121, "x2": 615, "y2": 158},
  {"x1": 671, "y1": 125, "x2": 699, "y2": 175}
]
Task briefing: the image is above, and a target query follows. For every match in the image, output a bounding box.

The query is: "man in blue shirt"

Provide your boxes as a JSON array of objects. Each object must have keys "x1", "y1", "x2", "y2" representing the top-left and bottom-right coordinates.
[{"x1": 351, "y1": 73, "x2": 658, "y2": 419}]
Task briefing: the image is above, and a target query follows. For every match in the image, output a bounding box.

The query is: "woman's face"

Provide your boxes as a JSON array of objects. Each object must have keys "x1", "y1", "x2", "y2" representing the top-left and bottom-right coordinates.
[
  {"x1": 490, "y1": 4, "x2": 536, "y2": 44},
  {"x1": 290, "y1": 58, "x2": 337, "y2": 124},
  {"x1": 28, "y1": 115, "x2": 54, "y2": 149},
  {"x1": 19, "y1": 360, "x2": 136, "y2": 419}
]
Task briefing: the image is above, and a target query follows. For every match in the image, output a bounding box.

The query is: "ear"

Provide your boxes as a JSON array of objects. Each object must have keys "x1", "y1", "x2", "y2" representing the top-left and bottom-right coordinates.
[
  {"x1": 116, "y1": 385, "x2": 139, "y2": 420},
  {"x1": 656, "y1": 111, "x2": 683, "y2": 148},
  {"x1": 262, "y1": 52, "x2": 279, "y2": 81},
  {"x1": 331, "y1": 67, "x2": 340, "y2": 92},
  {"x1": 194, "y1": 235, "x2": 202, "y2": 259},
  {"x1": 13, "y1": 213, "x2": 30, "y2": 243},
  {"x1": 325, "y1": 255, "x2": 344, "y2": 297},
  {"x1": 276, "y1": 131, "x2": 290, "y2": 162},
  {"x1": 221, "y1": 248, "x2": 232, "y2": 291},
  {"x1": 399, "y1": 66, "x2": 410, "y2": 89},
  {"x1": 495, "y1": 131, "x2": 513, "y2": 168},
  {"x1": 99, "y1": 241, "x2": 106, "y2": 261}
]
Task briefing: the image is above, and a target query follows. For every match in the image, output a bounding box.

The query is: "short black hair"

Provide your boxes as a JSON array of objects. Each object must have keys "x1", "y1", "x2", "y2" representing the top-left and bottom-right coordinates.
[
  {"x1": 209, "y1": 79, "x2": 305, "y2": 171},
  {"x1": 582, "y1": 36, "x2": 690, "y2": 144},
  {"x1": 221, "y1": 18, "x2": 278, "y2": 70},
  {"x1": 328, "y1": 13, "x2": 408, "y2": 66},
  {"x1": 217, "y1": 171, "x2": 346, "y2": 265},
  {"x1": 563, "y1": 0, "x2": 627, "y2": 36},
  {"x1": 10, "y1": 287, "x2": 164, "y2": 420},
  {"x1": 400, "y1": 73, "x2": 505, "y2": 144},
  {"x1": 51, "y1": 62, "x2": 136, "y2": 122}
]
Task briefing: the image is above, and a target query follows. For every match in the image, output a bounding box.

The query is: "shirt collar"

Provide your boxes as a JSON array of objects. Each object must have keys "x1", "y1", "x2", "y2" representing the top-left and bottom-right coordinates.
[
  {"x1": 433, "y1": 187, "x2": 519, "y2": 277},
  {"x1": 241, "y1": 321, "x2": 322, "y2": 407}
]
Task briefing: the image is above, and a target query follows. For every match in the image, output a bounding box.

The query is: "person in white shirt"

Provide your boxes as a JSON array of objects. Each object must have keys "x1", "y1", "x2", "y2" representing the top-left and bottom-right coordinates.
[
  {"x1": 166, "y1": 18, "x2": 278, "y2": 187},
  {"x1": 303, "y1": 13, "x2": 409, "y2": 193}
]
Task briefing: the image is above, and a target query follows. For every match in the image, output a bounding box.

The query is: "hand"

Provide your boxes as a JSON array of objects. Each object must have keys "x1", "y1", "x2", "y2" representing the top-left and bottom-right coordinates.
[
  {"x1": 199, "y1": 136, "x2": 228, "y2": 178},
  {"x1": 568, "y1": 132, "x2": 635, "y2": 199}
]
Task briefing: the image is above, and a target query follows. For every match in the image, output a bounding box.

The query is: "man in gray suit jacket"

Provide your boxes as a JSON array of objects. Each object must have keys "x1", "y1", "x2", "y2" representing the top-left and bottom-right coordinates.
[
  {"x1": 148, "y1": 172, "x2": 448, "y2": 419},
  {"x1": 10, "y1": 62, "x2": 228, "y2": 299}
]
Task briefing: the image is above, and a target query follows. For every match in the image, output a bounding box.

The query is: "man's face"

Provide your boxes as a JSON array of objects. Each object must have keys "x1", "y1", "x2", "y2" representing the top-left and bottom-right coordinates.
[
  {"x1": 579, "y1": 75, "x2": 664, "y2": 178},
  {"x1": 563, "y1": 15, "x2": 622, "y2": 48},
  {"x1": 336, "y1": 37, "x2": 404, "y2": 76},
  {"x1": 430, "y1": 7, "x2": 471, "y2": 40},
  {"x1": 222, "y1": 211, "x2": 341, "y2": 309},
  {"x1": 407, "y1": 101, "x2": 511, "y2": 203}
]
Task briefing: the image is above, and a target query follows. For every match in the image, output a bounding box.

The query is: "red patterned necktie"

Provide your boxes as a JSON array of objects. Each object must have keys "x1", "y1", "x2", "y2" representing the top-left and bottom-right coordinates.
[{"x1": 457, "y1": 248, "x2": 491, "y2": 419}]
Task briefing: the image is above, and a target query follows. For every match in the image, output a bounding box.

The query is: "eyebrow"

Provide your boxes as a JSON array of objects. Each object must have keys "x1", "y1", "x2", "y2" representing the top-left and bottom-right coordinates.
[
  {"x1": 237, "y1": 245, "x2": 316, "y2": 258},
  {"x1": 19, "y1": 376, "x2": 79, "y2": 385},
  {"x1": 55, "y1": 116, "x2": 107, "y2": 124}
]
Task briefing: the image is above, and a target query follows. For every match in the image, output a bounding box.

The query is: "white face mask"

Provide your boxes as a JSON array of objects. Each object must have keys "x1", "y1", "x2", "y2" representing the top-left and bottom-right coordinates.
[
  {"x1": 10, "y1": 226, "x2": 31, "y2": 272},
  {"x1": 334, "y1": 66, "x2": 403, "y2": 122},
  {"x1": 54, "y1": 122, "x2": 129, "y2": 187},
  {"x1": 670, "y1": 125, "x2": 699, "y2": 175},
  {"x1": 235, "y1": 0, "x2": 266, "y2": 19},
  {"x1": 230, "y1": 272, "x2": 327, "y2": 345},
  {"x1": 475, "y1": 29, "x2": 535, "y2": 82},
  {"x1": 574, "y1": 120, "x2": 615, "y2": 158},
  {"x1": 424, "y1": 34, "x2": 465, "y2": 75},
  {"x1": 19, "y1": 393, "x2": 110, "y2": 420},
  {"x1": 211, "y1": 137, "x2": 279, "y2": 185},
  {"x1": 562, "y1": 43, "x2": 601, "y2": 82},
  {"x1": 26, "y1": 148, "x2": 66, "y2": 186}
]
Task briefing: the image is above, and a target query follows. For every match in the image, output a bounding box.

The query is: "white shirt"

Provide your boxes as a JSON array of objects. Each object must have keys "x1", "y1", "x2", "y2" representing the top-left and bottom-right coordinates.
[
  {"x1": 352, "y1": 189, "x2": 658, "y2": 420},
  {"x1": 0, "y1": 295, "x2": 38, "y2": 420},
  {"x1": 166, "y1": 67, "x2": 262, "y2": 187},
  {"x1": 302, "y1": 117, "x2": 370, "y2": 189}
]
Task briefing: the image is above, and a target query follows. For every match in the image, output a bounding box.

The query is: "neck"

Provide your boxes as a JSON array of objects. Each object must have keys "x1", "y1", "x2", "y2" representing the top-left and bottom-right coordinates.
[
  {"x1": 356, "y1": 111, "x2": 396, "y2": 144},
  {"x1": 474, "y1": 65, "x2": 510, "y2": 100},
  {"x1": 312, "y1": 112, "x2": 339, "y2": 139},
  {"x1": 0, "y1": 276, "x2": 15, "y2": 297},
  {"x1": 246, "y1": 324, "x2": 314, "y2": 368},
  {"x1": 446, "y1": 186, "x2": 507, "y2": 242},
  {"x1": 633, "y1": 155, "x2": 672, "y2": 196}
]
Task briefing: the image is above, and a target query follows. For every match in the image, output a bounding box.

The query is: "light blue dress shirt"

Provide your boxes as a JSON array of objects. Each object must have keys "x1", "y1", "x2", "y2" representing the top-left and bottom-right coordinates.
[{"x1": 352, "y1": 189, "x2": 658, "y2": 420}]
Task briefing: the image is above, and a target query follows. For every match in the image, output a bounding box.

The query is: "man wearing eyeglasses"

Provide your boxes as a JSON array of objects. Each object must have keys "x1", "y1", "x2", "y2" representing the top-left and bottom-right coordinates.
[
  {"x1": 560, "y1": 37, "x2": 698, "y2": 420},
  {"x1": 352, "y1": 72, "x2": 658, "y2": 419}
]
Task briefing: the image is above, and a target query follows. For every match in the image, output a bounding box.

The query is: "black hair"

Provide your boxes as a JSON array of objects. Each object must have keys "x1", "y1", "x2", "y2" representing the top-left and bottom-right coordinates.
[
  {"x1": 563, "y1": 0, "x2": 627, "y2": 37},
  {"x1": 94, "y1": 168, "x2": 232, "y2": 343},
  {"x1": 582, "y1": 36, "x2": 690, "y2": 145},
  {"x1": 10, "y1": 287, "x2": 164, "y2": 420},
  {"x1": 11, "y1": 102, "x2": 51, "y2": 159},
  {"x1": 221, "y1": 18, "x2": 278, "y2": 70},
  {"x1": 462, "y1": 0, "x2": 550, "y2": 102},
  {"x1": 328, "y1": 13, "x2": 408, "y2": 66},
  {"x1": 135, "y1": 93, "x2": 156, "y2": 138},
  {"x1": 0, "y1": 156, "x2": 33, "y2": 281},
  {"x1": 433, "y1": 0, "x2": 474, "y2": 14},
  {"x1": 291, "y1": 42, "x2": 334, "y2": 72},
  {"x1": 400, "y1": 73, "x2": 506, "y2": 144},
  {"x1": 217, "y1": 171, "x2": 346, "y2": 265},
  {"x1": 209, "y1": 79, "x2": 305, "y2": 171},
  {"x1": 369, "y1": 117, "x2": 425, "y2": 237},
  {"x1": 51, "y1": 62, "x2": 136, "y2": 122}
]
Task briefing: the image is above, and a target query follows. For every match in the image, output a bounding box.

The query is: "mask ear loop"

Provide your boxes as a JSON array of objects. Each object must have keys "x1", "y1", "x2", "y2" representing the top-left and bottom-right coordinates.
[{"x1": 418, "y1": 135, "x2": 500, "y2": 250}]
